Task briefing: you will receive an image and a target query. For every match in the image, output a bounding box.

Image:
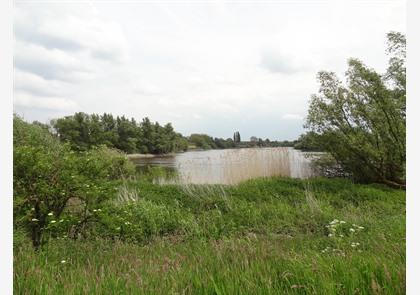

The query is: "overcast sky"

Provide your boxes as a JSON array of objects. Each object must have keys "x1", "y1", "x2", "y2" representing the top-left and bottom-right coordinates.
[{"x1": 13, "y1": 0, "x2": 405, "y2": 140}]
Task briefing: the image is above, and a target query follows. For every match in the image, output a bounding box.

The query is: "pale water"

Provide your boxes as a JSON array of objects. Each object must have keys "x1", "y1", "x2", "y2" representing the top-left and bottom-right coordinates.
[{"x1": 130, "y1": 147, "x2": 318, "y2": 185}]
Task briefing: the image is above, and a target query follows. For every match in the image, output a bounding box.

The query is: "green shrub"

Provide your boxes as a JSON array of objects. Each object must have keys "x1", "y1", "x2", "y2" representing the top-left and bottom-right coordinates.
[{"x1": 13, "y1": 116, "x2": 135, "y2": 249}]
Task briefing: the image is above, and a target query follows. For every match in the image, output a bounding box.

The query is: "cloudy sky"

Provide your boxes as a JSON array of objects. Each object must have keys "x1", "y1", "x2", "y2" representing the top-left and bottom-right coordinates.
[{"x1": 14, "y1": 0, "x2": 405, "y2": 140}]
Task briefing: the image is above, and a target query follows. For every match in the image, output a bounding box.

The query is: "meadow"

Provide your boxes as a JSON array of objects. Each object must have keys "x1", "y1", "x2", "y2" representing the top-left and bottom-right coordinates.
[{"x1": 14, "y1": 177, "x2": 405, "y2": 294}]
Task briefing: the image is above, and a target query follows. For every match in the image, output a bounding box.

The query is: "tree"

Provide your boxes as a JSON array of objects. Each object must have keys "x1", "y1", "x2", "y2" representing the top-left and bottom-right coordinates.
[
  {"x1": 233, "y1": 131, "x2": 241, "y2": 143},
  {"x1": 189, "y1": 134, "x2": 216, "y2": 150},
  {"x1": 305, "y1": 32, "x2": 405, "y2": 187},
  {"x1": 14, "y1": 116, "x2": 135, "y2": 249},
  {"x1": 52, "y1": 113, "x2": 188, "y2": 155}
]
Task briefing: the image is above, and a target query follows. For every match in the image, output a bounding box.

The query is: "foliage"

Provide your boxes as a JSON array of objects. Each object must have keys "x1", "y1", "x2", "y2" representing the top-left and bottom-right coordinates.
[
  {"x1": 14, "y1": 177, "x2": 405, "y2": 294},
  {"x1": 52, "y1": 112, "x2": 189, "y2": 154},
  {"x1": 188, "y1": 134, "x2": 217, "y2": 150},
  {"x1": 294, "y1": 131, "x2": 322, "y2": 151},
  {"x1": 305, "y1": 32, "x2": 405, "y2": 187},
  {"x1": 233, "y1": 131, "x2": 241, "y2": 143},
  {"x1": 13, "y1": 116, "x2": 135, "y2": 249}
]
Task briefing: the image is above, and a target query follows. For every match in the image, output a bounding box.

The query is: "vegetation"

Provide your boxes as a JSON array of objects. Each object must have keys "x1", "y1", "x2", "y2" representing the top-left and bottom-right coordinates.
[
  {"x1": 13, "y1": 115, "x2": 135, "y2": 249},
  {"x1": 305, "y1": 32, "x2": 406, "y2": 187},
  {"x1": 14, "y1": 177, "x2": 405, "y2": 294},
  {"x1": 233, "y1": 131, "x2": 241, "y2": 143},
  {"x1": 294, "y1": 132, "x2": 322, "y2": 151},
  {"x1": 52, "y1": 112, "x2": 189, "y2": 154}
]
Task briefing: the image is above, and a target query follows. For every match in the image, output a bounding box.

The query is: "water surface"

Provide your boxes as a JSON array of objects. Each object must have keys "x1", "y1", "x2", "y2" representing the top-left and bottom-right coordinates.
[{"x1": 130, "y1": 147, "x2": 317, "y2": 185}]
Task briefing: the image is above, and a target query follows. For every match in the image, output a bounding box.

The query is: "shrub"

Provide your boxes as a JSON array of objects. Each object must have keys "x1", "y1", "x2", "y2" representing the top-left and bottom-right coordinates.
[{"x1": 13, "y1": 116, "x2": 135, "y2": 249}]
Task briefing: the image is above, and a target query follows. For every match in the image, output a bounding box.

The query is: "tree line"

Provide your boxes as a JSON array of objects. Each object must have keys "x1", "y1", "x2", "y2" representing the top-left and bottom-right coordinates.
[
  {"x1": 50, "y1": 113, "x2": 189, "y2": 154},
  {"x1": 31, "y1": 113, "x2": 291, "y2": 154}
]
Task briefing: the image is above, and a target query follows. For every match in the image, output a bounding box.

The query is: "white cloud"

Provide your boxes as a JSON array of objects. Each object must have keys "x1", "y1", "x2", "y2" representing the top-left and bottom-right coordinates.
[
  {"x1": 14, "y1": 91, "x2": 78, "y2": 111},
  {"x1": 13, "y1": 1, "x2": 405, "y2": 140}
]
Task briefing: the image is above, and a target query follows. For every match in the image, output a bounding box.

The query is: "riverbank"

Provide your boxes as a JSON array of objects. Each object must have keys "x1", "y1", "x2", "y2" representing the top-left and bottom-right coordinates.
[{"x1": 14, "y1": 177, "x2": 405, "y2": 294}]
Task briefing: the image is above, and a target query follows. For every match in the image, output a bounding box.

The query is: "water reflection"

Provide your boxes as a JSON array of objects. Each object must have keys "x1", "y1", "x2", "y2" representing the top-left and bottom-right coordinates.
[{"x1": 130, "y1": 147, "x2": 317, "y2": 185}]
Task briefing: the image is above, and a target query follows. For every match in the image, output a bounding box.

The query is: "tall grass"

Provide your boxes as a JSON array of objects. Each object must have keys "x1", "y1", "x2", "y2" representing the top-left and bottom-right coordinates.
[{"x1": 14, "y1": 177, "x2": 405, "y2": 294}]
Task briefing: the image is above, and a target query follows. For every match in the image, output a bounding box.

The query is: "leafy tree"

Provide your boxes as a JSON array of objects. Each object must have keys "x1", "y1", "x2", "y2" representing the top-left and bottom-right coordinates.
[
  {"x1": 233, "y1": 131, "x2": 241, "y2": 143},
  {"x1": 305, "y1": 32, "x2": 405, "y2": 187},
  {"x1": 294, "y1": 132, "x2": 322, "y2": 151},
  {"x1": 189, "y1": 134, "x2": 216, "y2": 150},
  {"x1": 52, "y1": 113, "x2": 189, "y2": 155},
  {"x1": 14, "y1": 116, "x2": 135, "y2": 249}
]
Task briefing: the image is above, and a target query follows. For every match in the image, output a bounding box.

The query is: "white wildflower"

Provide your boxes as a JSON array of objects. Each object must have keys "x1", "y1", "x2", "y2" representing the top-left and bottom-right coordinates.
[
  {"x1": 349, "y1": 228, "x2": 355, "y2": 233},
  {"x1": 328, "y1": 233, "x2": 334, "y2": 237},
  {"x1": 50, "y1": 220, "x2": 56, "y2": 224},
  {"x1": 31, "y1": 218, "x2": 38, "y2": 222},
  {"x1": 340, "y1": 221, "x2": 346, "y2": 224},
  {"x1": 61, "y1": 260, "x2": 66, "y2": 264},
  {"x1": 48, "y1": 212, "x2": 53, "y2": 216}
]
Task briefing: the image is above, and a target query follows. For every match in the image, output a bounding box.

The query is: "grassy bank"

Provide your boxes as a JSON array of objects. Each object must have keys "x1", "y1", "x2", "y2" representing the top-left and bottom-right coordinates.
[{"x1": 14, "y1": 177, "x2": 405, "y2": 294}]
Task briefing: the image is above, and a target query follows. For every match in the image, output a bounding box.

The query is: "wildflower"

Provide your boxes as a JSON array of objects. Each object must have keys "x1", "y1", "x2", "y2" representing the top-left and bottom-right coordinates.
[
  {"x1": 59, "y1": 219, "x2": 64, "y2": 223},
  {"x1": 116, "y1": 227, "x2": 121, "y2": 231},
  {"x1": 340, "y1": 220, "x2": 346, "y2": 224},
  {"x1": 31, "y1": 218, "x2": 39, "y2": 222},
  {"x1": 31, "y1": 207, "x2": 35, "y2": 211},
  {"x1": 50, "y1": 220, "x2": 56, "y2": 224},
  {"x1": 124, "y1": 221, "x2": 131, "y2": 225},
  {"x1": 48, "y1": 212, "x2": 53, "y2": 216},
  {"x1": 339, "y1": 234, "x2": 344, "y2": 238},
  {"x1": 93, "y1": 209, "x2": 97, "y2": 212},
  {"x1": 349, "y1": 228, "x2": 355, "y2": 233},
  {"x1": 97, "y1": 209, "x2": 102, "y2": 212},
  {"x1": 328, "y1": 233, "x2": 334, "y2": 237},
  {"x1": 61, "y1": 260, "x2": 66, "y2": 264},
  {"x1": 358, "y1": 226, "x2": 364, "y2": 230}
]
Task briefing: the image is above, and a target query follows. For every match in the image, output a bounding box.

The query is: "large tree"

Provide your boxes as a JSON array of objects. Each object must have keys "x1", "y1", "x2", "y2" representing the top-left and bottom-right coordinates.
[{"x1": 305, "y1": 32, "x2": 405, "y2": 188}]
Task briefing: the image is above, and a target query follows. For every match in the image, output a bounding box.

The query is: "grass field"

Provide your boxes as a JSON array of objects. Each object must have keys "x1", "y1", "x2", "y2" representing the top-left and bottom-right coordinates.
[{"x1": 14, "y1": 177, "x2": 405, "y2": 294}]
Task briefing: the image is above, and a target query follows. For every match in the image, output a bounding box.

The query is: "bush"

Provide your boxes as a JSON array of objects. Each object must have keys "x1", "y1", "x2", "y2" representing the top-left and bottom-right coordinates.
[{"x1": 13, "y1": 116, "x2": 135, "y2": 249}]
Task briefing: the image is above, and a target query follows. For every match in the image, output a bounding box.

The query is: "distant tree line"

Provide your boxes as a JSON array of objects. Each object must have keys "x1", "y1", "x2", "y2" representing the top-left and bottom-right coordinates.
[
  {"x1": 188, "y1": 133, "x2": 296, "y2": 150},
  {"x1": 30, "y1": 112, "x2": 297, "y2": 154},
  {"x1": 51, "y1": 112, "x2": 189, "y2": 154}
]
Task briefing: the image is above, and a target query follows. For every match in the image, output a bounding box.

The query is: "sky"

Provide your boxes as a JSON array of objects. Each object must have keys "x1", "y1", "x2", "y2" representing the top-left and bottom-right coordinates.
[{"x1": 13, "y1": 0, "x2": 406, "y2": 140}]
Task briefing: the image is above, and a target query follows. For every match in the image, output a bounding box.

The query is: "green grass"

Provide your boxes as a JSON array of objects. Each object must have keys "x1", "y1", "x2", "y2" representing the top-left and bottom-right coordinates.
[{"x1": 14, "y1": 177, "x2": 405, "y2": 294}]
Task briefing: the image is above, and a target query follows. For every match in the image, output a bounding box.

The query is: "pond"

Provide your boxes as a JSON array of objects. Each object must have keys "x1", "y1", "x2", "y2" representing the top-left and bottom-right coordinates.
[{"x1": 129, "y1": 147, "x2": 319, "y2": 185}]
